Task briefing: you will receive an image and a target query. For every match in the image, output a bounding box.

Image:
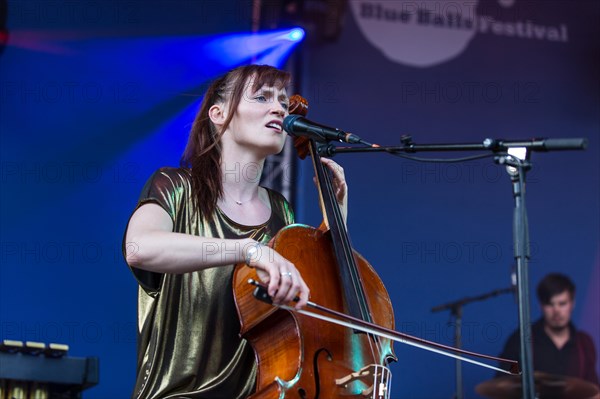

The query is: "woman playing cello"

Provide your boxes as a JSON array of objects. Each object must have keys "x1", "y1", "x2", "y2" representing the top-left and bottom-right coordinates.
[{"x1": 122, "y1": 64, "x2": 348, "y2": 399}]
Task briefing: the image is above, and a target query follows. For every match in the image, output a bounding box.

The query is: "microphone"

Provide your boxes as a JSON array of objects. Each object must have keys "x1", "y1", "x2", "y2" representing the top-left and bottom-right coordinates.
[{"x1": 283, "y1": 115, "x2": 367, "y2": 145}]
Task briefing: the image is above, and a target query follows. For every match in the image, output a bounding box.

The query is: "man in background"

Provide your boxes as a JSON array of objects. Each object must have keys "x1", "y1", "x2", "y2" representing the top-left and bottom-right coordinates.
[{"x1": 499, "y1": 273, "x2": 599, "y2": 386}]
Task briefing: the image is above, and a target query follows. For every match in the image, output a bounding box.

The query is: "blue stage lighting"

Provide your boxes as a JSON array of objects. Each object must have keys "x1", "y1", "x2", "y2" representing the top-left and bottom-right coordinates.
[{"x1": 288, "y1": 28, "x2": 305, "y2": 42}]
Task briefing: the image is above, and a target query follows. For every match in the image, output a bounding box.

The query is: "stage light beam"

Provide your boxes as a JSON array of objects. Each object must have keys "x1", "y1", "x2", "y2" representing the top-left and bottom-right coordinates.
[{"x1": 288, "y1": 28, "x2": 305, "y2": 42}]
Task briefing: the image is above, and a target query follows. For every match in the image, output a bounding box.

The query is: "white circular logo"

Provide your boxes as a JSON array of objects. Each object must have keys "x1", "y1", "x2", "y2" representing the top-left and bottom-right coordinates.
[
  {"x1": 350, "y1": 1, "x2": 479, "y2": 67},
  {"x1": 350, "y1": 1, "x2": 568, "y2": 68}
]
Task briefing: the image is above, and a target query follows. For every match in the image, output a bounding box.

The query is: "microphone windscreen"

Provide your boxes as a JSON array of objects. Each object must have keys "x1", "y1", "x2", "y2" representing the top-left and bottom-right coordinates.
[{"x1": 283, "y1": 115, "x2": 303, "y2": 134}]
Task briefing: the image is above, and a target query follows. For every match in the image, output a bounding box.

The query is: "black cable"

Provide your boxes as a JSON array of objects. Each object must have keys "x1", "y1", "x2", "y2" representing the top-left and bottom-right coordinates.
[{"x1": 385, "y1": 151, "x2": 497, "y2": 163}]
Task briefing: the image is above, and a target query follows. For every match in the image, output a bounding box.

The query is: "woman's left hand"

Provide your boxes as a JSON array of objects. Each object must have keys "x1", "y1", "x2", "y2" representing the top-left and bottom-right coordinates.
[{"x1": 320, "y1": 157, "x2": 348, "y2": 225}]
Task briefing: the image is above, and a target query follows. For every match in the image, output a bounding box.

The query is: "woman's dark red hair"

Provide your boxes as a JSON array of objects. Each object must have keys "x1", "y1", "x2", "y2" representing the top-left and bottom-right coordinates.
[{"x1": 180, "y1": 65, "x2": 291, "y2": 218}]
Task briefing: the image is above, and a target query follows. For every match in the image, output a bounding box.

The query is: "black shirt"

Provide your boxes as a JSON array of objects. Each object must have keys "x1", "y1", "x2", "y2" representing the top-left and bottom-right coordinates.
[{"x1": 498, "y1": 318, "x2": 599, "y2": 385}]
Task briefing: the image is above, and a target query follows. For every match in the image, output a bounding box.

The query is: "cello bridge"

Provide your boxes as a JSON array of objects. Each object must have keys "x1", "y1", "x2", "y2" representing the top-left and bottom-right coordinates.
[{"x1": 335, "y1": 364, "x2": 392, "y2": 398}]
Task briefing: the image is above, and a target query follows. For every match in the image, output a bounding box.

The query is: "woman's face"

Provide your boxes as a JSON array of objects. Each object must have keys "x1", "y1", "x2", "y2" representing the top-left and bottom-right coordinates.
[{"x1": 223, "y1": 78, "x2": 290, "y2": 156}]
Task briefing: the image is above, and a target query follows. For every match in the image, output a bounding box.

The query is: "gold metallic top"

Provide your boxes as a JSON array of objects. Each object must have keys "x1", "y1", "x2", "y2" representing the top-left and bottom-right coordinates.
[{"x1": 123, "y1": 167, "x2": 294, "y2": 399}]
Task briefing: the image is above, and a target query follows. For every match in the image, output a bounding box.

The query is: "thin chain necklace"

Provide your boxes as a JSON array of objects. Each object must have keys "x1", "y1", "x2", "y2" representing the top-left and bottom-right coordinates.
[{"x1": 223, "y1": 187, "x2": 256, "y2": 206}]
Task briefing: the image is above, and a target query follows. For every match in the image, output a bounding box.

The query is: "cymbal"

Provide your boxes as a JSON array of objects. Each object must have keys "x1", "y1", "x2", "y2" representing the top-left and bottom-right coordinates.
[{"x1": 476, "y1": 371, "x2": 600, "y2": 399}]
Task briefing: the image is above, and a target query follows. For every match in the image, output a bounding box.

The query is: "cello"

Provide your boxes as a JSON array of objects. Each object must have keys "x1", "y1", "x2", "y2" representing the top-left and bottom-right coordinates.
[
  {"x1": 233, "y1": 95, "x2": 519, "y2": 399},
  {"x1": 233, "y1": 95, "x2": 396, "y2": 398}
]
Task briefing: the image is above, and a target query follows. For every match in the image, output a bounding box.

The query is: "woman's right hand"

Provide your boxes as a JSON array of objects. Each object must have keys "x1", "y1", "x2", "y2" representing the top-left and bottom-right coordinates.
[{"x1": 245, "y1": 243, "x2": 309, "y2": 310}]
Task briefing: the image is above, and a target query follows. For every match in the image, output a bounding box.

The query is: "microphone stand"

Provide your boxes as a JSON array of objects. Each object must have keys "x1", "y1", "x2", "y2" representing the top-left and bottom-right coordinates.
[
  {"x1": 431, "y1": 287, "x2": 515, "y2": 399},
  {"x1": 317, "y1": 136, "x2": 587, "y2": 399},
  {"x1": 502, "y1": 154, "x2": 536, "y2": 399}
]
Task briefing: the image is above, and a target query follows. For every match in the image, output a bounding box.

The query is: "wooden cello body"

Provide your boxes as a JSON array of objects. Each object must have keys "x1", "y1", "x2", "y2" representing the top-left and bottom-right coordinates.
[{"x1": 234, "y1": 224, "x2": 396, "y2": 398}]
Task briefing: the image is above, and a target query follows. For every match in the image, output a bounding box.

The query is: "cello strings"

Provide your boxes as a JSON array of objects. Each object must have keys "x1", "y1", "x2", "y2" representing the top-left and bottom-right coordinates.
[
  {"x1": 322, "y1": 163, "x2": 385, "y2": 366},
  {"x1": 311, "y1": 143, "x2": 386, "y2": 365}
]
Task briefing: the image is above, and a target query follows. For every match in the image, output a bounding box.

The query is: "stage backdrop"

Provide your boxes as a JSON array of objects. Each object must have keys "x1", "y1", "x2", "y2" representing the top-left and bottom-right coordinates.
[
  {"x1": 0, "y1": 1, "x2": 598, "y2": 398},
  {"x1": 297, "y1": 0, "x2": 600, "y2": 398}
]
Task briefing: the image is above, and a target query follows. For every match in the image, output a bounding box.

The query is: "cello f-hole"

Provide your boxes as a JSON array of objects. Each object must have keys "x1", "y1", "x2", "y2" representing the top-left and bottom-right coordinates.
[{"x1": 313, "y1": 348, "x2": 333, "y2": 399}]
